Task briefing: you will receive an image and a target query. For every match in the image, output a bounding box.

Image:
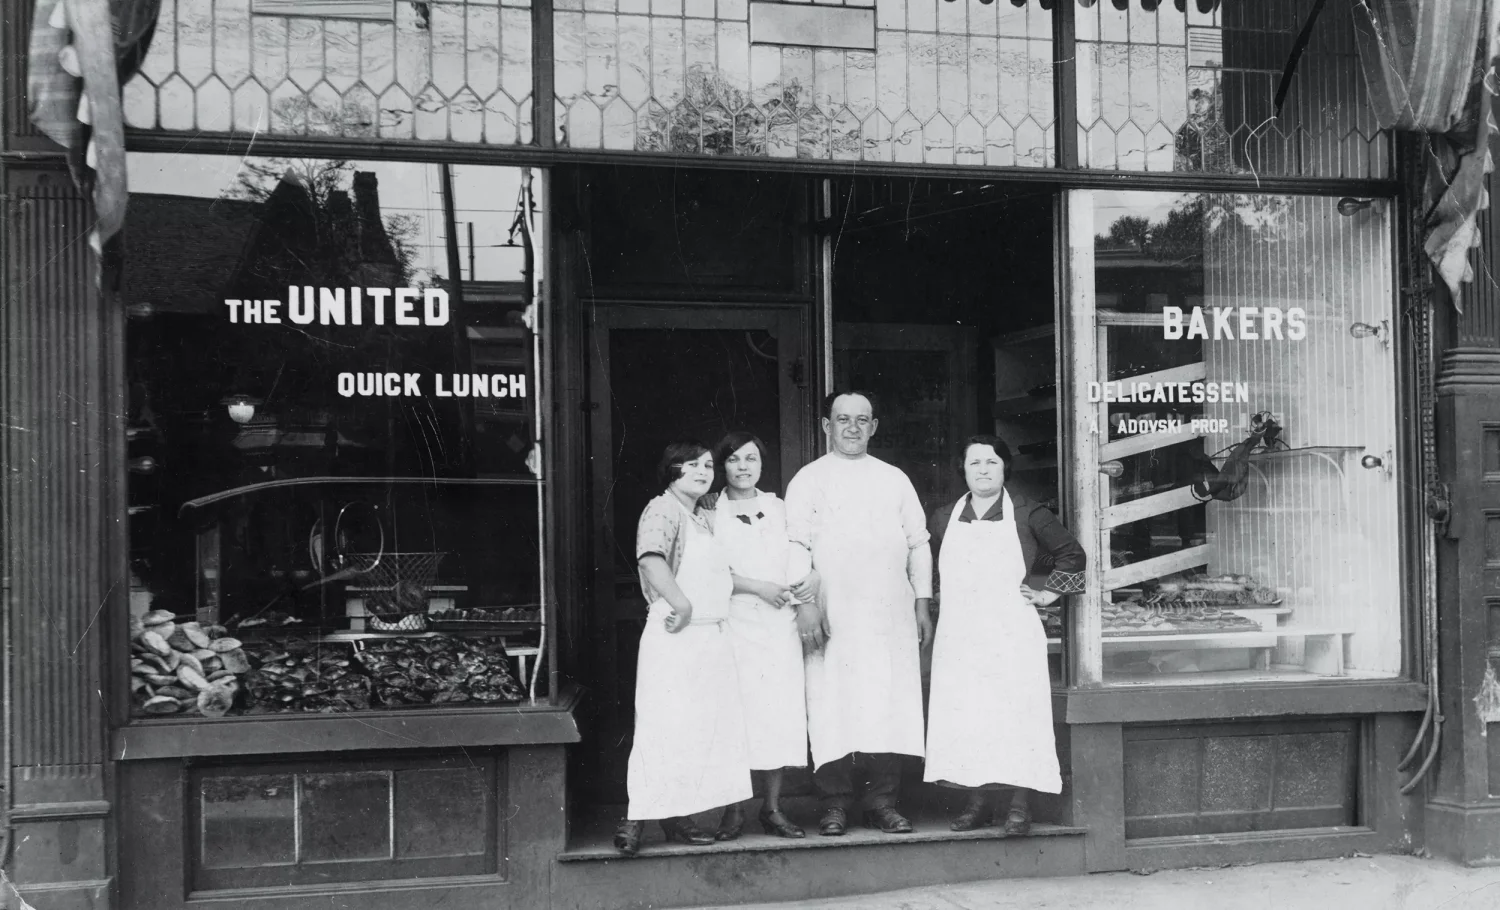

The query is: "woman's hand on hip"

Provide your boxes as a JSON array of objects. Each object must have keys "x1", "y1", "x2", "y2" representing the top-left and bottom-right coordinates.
[
  {"x1": 1020, "y1": 584, "x2": 1060, "y2": 607},
  {"x1": 664, "y1": 601, "x2": 694, "y2": 632}
]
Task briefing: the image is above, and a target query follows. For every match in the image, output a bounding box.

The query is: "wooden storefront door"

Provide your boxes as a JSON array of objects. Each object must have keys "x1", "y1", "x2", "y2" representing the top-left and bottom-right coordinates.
[{"x1": 580, "y1": 303, "x2": 812, "y2": 804}]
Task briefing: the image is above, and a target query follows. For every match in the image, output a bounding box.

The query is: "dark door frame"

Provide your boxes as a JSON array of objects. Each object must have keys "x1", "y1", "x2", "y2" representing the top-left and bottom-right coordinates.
[{"x1": 578, "y1": 300, "x2": 814, "y2": 801}]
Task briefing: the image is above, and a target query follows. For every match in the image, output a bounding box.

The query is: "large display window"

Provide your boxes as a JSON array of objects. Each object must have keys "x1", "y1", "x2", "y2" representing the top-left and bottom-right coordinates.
[
  {"x1": 123, "y1": 153, "x2": 548, "y2": 719},
  {"x1": 1066, "y1": 188, "x2": 1402, "y2": 686}
]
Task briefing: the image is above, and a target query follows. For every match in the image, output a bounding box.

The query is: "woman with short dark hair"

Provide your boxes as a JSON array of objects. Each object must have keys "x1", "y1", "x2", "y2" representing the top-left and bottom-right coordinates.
[
  {"x1": 614, "y1": 440, "x2": 752, "y2": 855},
  {"x1": 704, "y1": 430, "x2": 813, "y2": 840},
  {"x1": 923, "y1": 434, "x2": 1086, "y2": 835}
]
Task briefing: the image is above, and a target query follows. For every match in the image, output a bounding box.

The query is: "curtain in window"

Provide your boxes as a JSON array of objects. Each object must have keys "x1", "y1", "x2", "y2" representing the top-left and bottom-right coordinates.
[{"x1": 1352, "y1": 0, "x2": 1497, "y2": 311}]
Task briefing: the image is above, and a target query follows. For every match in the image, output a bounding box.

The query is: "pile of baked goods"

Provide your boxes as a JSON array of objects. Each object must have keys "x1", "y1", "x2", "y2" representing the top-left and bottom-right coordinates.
[{"x1": 130, "y1": 611, "x2": 252, "y2": 717}]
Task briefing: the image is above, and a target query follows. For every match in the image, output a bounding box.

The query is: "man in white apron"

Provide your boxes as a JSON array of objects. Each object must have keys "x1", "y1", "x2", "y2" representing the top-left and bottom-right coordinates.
[{"x1": 784, "y1": 391, "x2": 933, "y2": 836}]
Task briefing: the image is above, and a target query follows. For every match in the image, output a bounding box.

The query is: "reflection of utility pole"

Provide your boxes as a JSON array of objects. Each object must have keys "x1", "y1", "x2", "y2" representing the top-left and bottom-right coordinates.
[
  {"x1": 439, "y1": 164, "x2": 475, "y2": 471},
  {"x1": 467, "y1": 222, "x2": 476, "y2": 281}
]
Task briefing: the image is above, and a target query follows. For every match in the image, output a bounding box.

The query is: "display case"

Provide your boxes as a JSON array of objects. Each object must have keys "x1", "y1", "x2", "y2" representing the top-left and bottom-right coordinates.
[{"x1": 126, "y1": 478, "x2": 545, "y2": 720}]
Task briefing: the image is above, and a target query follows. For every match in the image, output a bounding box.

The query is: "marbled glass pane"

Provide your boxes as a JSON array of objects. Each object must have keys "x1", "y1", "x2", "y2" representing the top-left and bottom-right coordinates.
[
  {"x1": 300, "y1": 771, "x2": 391, "y2": 862},
  {"x1": 1077, "y1": 0, "x2": 1389, "y2": 178},
  {"x1": 201, "y1": 774, "x2": 295, "y2": 869}
]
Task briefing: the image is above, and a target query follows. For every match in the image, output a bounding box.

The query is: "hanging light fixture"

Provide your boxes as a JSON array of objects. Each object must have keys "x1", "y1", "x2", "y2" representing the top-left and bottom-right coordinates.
[{"x1": 222, "y1": 394, "x2": 261, "y2": 424}]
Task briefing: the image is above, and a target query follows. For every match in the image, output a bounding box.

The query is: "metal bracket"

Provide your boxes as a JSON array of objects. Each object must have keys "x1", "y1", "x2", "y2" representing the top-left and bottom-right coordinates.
[{"x1": 1426, "y1": 480, "x2": 1454, "y2": 539}]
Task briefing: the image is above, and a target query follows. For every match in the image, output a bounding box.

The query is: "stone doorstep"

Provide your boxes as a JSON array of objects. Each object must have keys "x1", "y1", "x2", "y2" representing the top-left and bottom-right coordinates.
[{"x1": 560, "y1": 796, "x2": 1086, "y2": 861}]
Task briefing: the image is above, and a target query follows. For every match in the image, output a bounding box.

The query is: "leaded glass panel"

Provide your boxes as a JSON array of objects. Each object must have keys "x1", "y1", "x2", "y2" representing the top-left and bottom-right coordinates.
[
  {"x1": 1075, "y1": 0, "x2": 1388, "y2": 178},
  {"x1": 554, "y1": 0, "x2": 1055, "y2": 164},
  {"x1": 124, "y1": 0, "x2": 535, "y2": 144}
]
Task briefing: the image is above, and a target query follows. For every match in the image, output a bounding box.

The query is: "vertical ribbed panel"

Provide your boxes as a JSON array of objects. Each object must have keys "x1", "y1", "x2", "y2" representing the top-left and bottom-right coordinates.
[
  {"x1": 1, "y1": 0, "x2": 44, "y2": 145},
  {"x1": 2, "y1": 169, "x2": 106, "y2": 774},
  {"x1": 1203, "y1": 194, "x2": 1401, "y2": 675},
  {"x1": 1460, "y1": 163, "x2": 1500, "y2": 348}
]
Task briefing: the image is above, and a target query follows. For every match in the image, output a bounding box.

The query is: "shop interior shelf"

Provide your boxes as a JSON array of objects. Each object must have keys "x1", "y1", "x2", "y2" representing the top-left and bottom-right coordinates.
[{"x1": 1044, "y1": 624, "x2": 1352, "y2": 675}]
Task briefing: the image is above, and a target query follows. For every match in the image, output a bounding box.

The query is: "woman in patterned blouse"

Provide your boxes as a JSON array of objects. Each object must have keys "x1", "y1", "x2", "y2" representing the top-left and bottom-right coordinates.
[{"x1": 615, "y1": 441, "x2": 751, "y2": 855}]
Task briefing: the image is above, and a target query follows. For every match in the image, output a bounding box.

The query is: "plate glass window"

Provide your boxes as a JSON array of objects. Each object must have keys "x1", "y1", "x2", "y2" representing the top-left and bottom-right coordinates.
[
  {"x1": 1074, "y1": 189, "x2": 1400, "y2": 686},
  {"x1": 124, "y1": 153, "x2": 545, "y2": 718}
]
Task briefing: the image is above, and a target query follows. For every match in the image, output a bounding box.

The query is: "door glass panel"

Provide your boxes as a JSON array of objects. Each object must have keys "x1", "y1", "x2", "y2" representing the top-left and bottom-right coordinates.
[{"x1": 607, "y1": 328, "x2": 784, "y2": 575}]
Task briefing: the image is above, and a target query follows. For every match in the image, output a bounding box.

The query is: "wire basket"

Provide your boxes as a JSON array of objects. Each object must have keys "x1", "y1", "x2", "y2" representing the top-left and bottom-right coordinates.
[{"x1": 346, "y1": 551, "x2": 447, "y2": 622}]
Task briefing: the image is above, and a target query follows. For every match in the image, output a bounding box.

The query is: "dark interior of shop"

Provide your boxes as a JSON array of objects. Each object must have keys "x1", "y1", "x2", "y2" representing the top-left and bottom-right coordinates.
[{"x1": 830, "y1": 178, "x2": 1059, "y2": 511}]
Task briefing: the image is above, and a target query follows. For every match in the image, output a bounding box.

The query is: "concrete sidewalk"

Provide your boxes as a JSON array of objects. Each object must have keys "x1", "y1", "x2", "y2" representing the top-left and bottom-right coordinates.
[{"x1": 681, "y1": 854, "x2": 1500, "y2": 910}]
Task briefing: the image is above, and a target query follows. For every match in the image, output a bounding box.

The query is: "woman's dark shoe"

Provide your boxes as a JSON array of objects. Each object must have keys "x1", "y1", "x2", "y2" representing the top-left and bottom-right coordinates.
[
  {"x1": 660, "y1": 816, "x2": 715, "y2": 845},
  {"x1": 949, "y1": 794, "x2": 994, "y2": 832},
  {"x1": 1000, "y1": 807, "x2": 1032, "y2": 837},
  {"x1": 716, "y1": 804, "x2": 745, "y2": 841},
  {"x1": 759, "y1": 806, "x2": 806, "y2": 838},
  {"x1": 818, "y1": 807, "x2": 848, "y2": 837},
  {"x1": 863, "y1": 806, "x2": 913, "y2": 834},
  {"x1": 614, "y1": 820, "x2": 645, "y2": 856}
]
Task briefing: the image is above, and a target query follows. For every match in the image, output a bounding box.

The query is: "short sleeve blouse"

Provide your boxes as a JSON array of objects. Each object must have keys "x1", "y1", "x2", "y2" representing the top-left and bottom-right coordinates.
[{"x1": 636, "y1": 493, "x2": 714, "y2": 603}]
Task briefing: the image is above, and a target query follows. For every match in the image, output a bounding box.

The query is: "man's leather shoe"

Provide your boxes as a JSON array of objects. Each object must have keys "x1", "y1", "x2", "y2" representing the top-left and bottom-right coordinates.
[
  {"x1": 1000, "y1": 807, "x2": 1031, "y2": 837},
  {"x1": 950, "y1": 793, "x2": 994, "y2": 831},
  {"x1": 818, "y1": 807, "x2": 848, "y2": 836},
  {"x1": 660, "y1": 816, "x2": 715, "y2": 845},
  {"x1": 863, "y1": 806, "x2": 913, "y2": 833}
]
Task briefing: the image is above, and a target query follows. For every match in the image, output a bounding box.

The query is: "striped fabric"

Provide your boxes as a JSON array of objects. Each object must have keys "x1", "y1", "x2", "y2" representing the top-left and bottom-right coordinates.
[
  {"x1": 26, "y1": 0, "x2": 159, "y2": 261},
  {"x1": 1353, "y1": 0, "x2": 1498, "y2": 310},
  {"x1": 1352, "y1": 0, "x2": 1488, "y2": 132}
]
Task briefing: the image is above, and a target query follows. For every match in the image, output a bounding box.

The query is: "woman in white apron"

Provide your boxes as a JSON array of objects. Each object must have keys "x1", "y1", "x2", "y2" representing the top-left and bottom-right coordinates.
[
  {"x1": 924, "y1": 435, "x2": 1086, "y2": 836},
  {"x1": 615, "y1": 441, "x2": 752, "y2": 856},
  {"x1": 707, "y1": 432, "x2": 812, "y2": 840}
]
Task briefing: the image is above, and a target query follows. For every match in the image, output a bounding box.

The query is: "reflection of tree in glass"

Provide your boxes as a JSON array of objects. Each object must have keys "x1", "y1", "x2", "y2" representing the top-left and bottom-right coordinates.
[
  {"x1": 1097, "y1": 194, "x2": 1294, "y2": 264},
  {"x1": 1097, "y1": 196, "x2": 1207, "y2": 263}
]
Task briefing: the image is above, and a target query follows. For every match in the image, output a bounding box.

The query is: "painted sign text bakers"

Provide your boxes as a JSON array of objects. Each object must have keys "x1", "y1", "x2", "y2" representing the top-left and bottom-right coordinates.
[{"x1": 1162, "y1": 306, "x2": 1307, "y2": 340}]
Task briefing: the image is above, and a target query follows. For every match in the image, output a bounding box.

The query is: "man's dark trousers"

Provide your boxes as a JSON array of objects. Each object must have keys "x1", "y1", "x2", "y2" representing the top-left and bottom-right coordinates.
[{"x1": 813, "y1": 752, "x2": 902, "y2": 811}]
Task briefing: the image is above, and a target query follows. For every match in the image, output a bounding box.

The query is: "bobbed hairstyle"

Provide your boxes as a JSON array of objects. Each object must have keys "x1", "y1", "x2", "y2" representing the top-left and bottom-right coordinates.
[
  {"x1": 713, "y1": 431, "x2": 770, "y2": 488},
  {"x1": 657, "y1": 439, "x2": 712, "y2": 489},
  {"x1": 822, "y1": 389, "x2": 879, "y2": 420},
  {"x1": 957, "y1": 434, "x2": 1013, "y2": 485}
]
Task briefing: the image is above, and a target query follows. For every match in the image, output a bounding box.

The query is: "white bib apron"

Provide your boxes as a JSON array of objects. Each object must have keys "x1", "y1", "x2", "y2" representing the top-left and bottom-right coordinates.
[
  {"x1": 626, "y1": 503, "x2": 752, "y2": 819},
  {"x1": 804, "y1": 484, "x2": 926, "y2": 768},
  {"x1": 715, "y1": 493, "x2": 808, "y2": 770},
  {"x1": 923, "y1": 492, "x2": 1062, "y2": 793}
]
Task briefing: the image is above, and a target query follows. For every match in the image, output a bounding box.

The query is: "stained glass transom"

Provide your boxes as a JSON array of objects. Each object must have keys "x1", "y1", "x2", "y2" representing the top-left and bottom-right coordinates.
[
  {"x1": 123, "y1": 0, "x2": 535, "y2": 144},
  {"x1": 553, "y1": 0, "x2": 1055, "y2": 164},
  {"x1": 1075, "y1": 0, "x2": 1389, "y2": 178}
]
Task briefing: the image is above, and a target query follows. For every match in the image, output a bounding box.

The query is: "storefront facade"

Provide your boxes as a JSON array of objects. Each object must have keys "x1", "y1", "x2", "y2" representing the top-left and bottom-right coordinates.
[{"x1": 3, "y1": 1, "x2": 1497, "y2": 908}]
